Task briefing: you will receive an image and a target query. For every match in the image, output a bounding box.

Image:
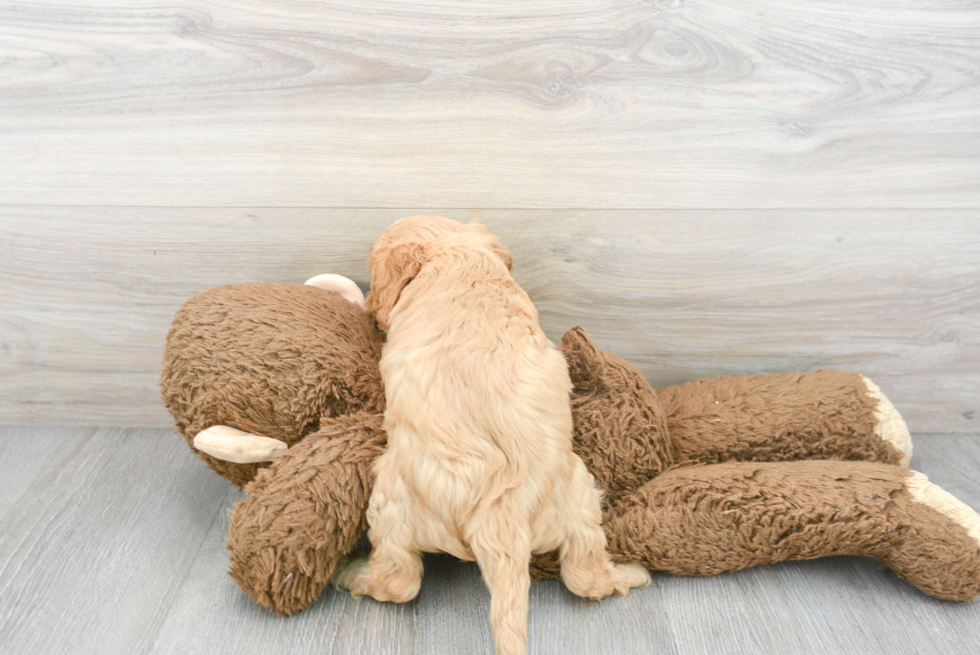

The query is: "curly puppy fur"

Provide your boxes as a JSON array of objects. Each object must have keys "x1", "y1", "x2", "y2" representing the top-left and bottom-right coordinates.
[{"x1": 333, "y1": 217, "x2": 649, "y2": 655}]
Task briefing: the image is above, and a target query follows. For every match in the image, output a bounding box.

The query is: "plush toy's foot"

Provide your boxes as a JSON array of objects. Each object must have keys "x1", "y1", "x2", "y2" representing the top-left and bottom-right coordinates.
[
  {"x1": 896, "y1": 471, "x2": 980, "y2": 599},
  {"x1": 604, "y1": 460, "x2": 980, "y2": 601},
  {"x1": 304, "y1": 274, "x2": 365, "y2": 308},
  {"x1": 193, "y1": 426, "x2": 289, "y2": 464},
  {"x1": 861, "y1": 375, "x2": 912, "y2": 466}
]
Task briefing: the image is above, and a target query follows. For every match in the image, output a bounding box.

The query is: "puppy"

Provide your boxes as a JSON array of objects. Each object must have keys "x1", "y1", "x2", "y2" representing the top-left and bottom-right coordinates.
[{"x1": 333, "y1": 216, "x2": 649, "y2": 655}]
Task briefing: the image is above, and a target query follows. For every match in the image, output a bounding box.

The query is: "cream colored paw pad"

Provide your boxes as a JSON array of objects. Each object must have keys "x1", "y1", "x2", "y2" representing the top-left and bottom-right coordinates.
[
  {"x1": 861, "y1": 375, "x2": 913, "y2": 467},
  {"x1": 906, "y1": 471, "x2": 980, "y2": 547}
]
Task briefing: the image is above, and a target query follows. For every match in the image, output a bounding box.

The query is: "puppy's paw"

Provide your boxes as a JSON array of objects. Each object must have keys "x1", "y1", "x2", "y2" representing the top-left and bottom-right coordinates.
[
  {"x1": 567, "y1": 562, "x2": 651, "y2": 600},
  {"x1": 612, "y1": 562, "x2": 651, "y2": 596},
  {"x1": 331, "y1": 554, "x2": 369, "y2": 597}
]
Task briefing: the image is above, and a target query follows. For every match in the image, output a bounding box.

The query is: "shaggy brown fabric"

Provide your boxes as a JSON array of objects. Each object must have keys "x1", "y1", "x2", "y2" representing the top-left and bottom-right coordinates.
[
  {"x1": 658, "y1": 371, "x2": 904, "y2": 467},
  {"x1": 560, "y1": 327, "x2": 673, "y2": 507},
  {"x1": 227, "y1": 412, "x2": 386, "y2": 616},
  {"x1": 528, "y1": 327, "x2": 675, "y2": 580},
  {"x1": 604, "y1": 461, "x2": 980, "y2": 601},
  {"x1": 160, "y1": 283, "x2": 384, "y2": 488},
  {"x1": 159, "y1": 283, "x2": 980, "y2": 614}
]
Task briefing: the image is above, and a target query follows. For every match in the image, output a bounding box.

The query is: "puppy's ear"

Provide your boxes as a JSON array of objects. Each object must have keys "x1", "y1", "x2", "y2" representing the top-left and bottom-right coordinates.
[
  {"x1": 365, "y1": 240, "x2": 426, "y2": 330},
  {"x1": 466, "y1": 221, "x2": 513, "y2": 271},
  {"x1": 561, "y1": 326, "x2": 607, "y2": 395}
]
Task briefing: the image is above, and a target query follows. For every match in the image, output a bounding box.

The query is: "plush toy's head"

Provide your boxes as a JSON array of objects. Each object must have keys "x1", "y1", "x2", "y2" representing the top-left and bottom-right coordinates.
[{"x1": 160, "y1": 283, "x2": 385, "y2": 487}]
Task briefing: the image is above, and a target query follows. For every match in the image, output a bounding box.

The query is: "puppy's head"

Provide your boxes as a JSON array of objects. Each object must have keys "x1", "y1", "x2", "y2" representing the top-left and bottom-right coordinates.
[{"x1": 366, "y1": 216, "x2": 512, "y2": 330}]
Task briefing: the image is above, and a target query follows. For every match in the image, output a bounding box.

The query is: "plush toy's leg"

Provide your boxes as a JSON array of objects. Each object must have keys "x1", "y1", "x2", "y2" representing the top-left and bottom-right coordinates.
[
  {"x1": 656, "y1": 370, "x2": 912, "y2": 467},
  {"x1": 226, "y1": 412, "x2": 385, "y2": 616},
  {"x1": 193, "y1": 425, "x2": 288, "y2": 464},
  {"x1": 604, "y1": 460, "x2": 980, "y2": 601}
]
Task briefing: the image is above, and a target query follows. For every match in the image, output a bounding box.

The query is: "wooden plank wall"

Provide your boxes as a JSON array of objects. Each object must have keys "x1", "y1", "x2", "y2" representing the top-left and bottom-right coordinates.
[
  {"x1": 1, "y1": 1, "x2": 978, "y2": 431},
  {"x1": 3, "y1": 210, "x2": 978, "y2": 431}
]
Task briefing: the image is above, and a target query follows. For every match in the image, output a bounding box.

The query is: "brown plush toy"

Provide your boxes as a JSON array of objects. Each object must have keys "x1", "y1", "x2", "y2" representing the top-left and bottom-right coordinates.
[{"x1": 161, "y1": 278, "x2": 980, "y2": 619}]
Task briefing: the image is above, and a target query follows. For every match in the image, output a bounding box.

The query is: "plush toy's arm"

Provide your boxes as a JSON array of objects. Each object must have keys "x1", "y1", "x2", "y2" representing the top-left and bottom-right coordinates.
[
  {"x1": 656, "y1": 372, "x2": 912, "y2": 467},
  {"x1": 600, "y1": 460, "x2": 980, "y2": 601},
  {"x1": 226, "y1": 411, "x2": 385, "y2": 616}
]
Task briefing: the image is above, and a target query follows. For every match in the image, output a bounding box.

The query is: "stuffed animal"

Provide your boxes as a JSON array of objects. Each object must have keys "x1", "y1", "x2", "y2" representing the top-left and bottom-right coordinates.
[{"x1": 160, "y1": 278, "x2": 980, "y2": 619}]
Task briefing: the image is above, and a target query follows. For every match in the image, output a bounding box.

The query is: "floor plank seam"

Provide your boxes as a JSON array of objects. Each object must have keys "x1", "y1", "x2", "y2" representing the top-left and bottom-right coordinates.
[{"x1": 141, "y1": 483, "x2": 239, "y2": 655}]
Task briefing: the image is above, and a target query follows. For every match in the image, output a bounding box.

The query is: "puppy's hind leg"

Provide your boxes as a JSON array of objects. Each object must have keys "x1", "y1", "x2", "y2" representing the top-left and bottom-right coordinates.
[
  {"x1": 559, "y1": 458, "x2": 651, "y2": 600},
  {"x1": 466, "y1": 497, "x2": 532, "y2": 655},
  {"x1": 332, "y1": 475, "x2": 423, "y2": 603}
]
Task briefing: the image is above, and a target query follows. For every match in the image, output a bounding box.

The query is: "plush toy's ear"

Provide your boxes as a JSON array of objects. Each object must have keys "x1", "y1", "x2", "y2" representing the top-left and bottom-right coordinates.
[
  {"x1": 561, "y1": 326, "x2": 607, "y2": 395},
  {"x1": 304, "y1": 273, "x2": 366, "y2": 308},
  {"x1": 365, "y1": 240, "x2": 427, "y2": 330}
]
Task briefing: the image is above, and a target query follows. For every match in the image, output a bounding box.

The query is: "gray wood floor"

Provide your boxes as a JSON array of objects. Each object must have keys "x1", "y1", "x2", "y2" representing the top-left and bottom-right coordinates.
[{"x1": 1, "y1": 427, "x2": 978, "y2": 655}]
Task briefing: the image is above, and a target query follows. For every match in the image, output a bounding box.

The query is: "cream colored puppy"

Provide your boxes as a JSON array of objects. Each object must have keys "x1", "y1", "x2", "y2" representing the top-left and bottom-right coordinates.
[{"x1": 333, "y1": 216, "x2": 649, "y2": 655}]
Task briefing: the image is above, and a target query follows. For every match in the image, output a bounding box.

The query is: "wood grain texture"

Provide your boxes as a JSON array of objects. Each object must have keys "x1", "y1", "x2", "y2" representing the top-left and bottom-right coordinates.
[
  {"x1": 148, "y1": 486, "x2": 416, "y2": 655},
  {"x1": 0, "y1": 0, "x2": 978, "y2": 208},
  {"x1": 0, "y1": 426, "x2": 230, "y2": 655},
  {"x1": 2, "y1": 208, "x2": 978, "y2": 432},
  {"x1": 1, "y1": 427, "x2": 979, "y2": 654},
  {"x1": 0, "y1": 426, "x2": 75, "y2": 520}
]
